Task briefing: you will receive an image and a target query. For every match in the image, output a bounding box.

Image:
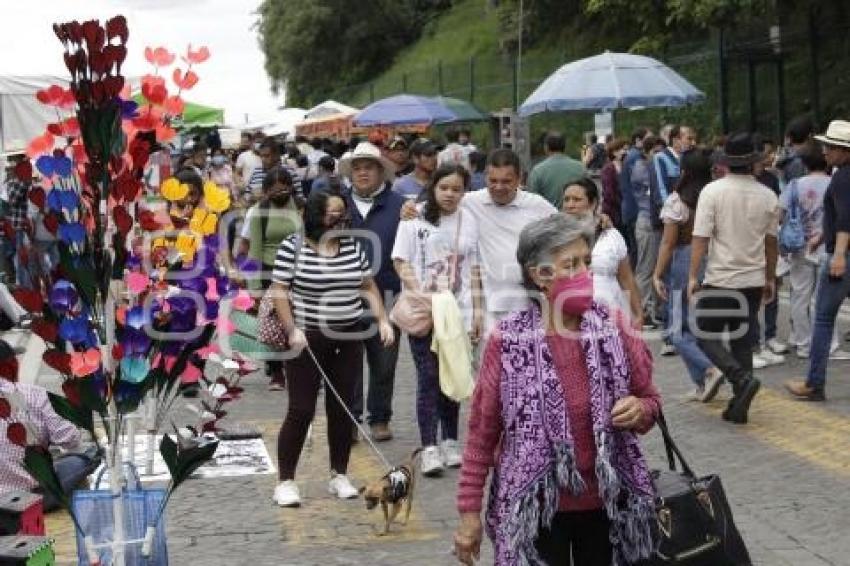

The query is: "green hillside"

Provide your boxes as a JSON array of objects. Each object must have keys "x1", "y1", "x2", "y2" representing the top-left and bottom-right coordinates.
[{"x1": 327, "y1": 0, "x2": 849, "y2": 153}]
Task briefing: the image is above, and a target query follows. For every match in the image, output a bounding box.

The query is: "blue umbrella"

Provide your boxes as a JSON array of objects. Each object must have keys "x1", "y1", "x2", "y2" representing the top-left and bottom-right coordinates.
[
  {"x1": 519, "y1": 51, "x2": 705, "y2": 117},
  {"x1": 353, "y1": 94, "x2": 457, "y2": 126}
]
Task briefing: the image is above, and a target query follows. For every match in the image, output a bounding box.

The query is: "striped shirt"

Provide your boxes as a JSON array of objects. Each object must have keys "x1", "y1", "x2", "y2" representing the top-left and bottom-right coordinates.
[
  {"x1": 248, "y1": 163, "x2": 305, "y2": 200},
  {"x1": 272, "y1": 235, "x2": 370, "y2": 329}
]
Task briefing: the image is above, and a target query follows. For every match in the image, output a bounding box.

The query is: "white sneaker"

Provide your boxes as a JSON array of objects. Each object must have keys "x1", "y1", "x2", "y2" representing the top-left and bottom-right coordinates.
[
  {"x1": 441, "y1": 439, "x2": 462, "y2": 468},
  {"x1": 766, "y1": 338, "x2": 789, "y2": 355},
  {"x1": 660, "y1": 343, "x2": 677, "y2": 357},
  {"x1": 829, "y1": 349, "x2": 850, "y2": 361},
  {"x1": 752, "y1": 353, "x2": 768, "y2": 370},
  {"x1": 421, "y1": 445, "x2": 445, "y2": 477},
  {"x1": 797, "y1": 347, "x2": 809, "y2": 359},
  {"x1": 273, "y1": 480, "x2": 301, "y2": 507},
  {"x1": 682, "y1": 386, "x2": 705, "y2": 402},
  {"x1": 328, "y1": 473, "x2": 359, "y2": 499},
  {"x1": 757, "y1": 348, "x2": 785, "y2": 366},
  {"x1": 700, "y1": 369, "x2": 724, "y2": 403}
]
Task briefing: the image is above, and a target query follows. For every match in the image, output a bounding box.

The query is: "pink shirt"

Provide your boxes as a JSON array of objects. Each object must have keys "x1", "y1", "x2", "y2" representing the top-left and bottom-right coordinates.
[{"x1": 457, "y1": 311, "x2": 659, "y2": 514}]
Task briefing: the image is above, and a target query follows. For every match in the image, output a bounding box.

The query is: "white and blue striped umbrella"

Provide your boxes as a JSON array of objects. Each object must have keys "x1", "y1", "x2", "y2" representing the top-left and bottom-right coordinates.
[{"x1": 519, "y1": 51, "x2": 705, "y2": 117}]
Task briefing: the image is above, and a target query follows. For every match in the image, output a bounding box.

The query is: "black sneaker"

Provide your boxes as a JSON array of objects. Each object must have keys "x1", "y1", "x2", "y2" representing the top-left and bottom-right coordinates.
[{"x1": 722, "y1": 378, "x2": 761, "y2": 424}]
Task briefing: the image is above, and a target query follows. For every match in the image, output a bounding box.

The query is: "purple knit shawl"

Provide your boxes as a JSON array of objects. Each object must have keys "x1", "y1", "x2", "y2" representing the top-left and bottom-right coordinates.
[{"x1": 485, "y1": 302, "x2": 656, "y2": 566}]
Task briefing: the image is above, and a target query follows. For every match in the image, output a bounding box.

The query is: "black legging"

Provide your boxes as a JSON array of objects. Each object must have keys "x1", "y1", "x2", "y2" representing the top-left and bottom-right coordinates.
[
  {"x1": 277, "y1": 329, "x2": 363, "y2": 480},
  {"x1": 535, "y1": 510, "x2": 612, "y2": 566}
]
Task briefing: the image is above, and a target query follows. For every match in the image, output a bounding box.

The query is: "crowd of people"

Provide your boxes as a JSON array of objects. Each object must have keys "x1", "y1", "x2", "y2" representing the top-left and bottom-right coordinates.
[{"x1": 2, "y1": 112, "x2": 850, "y2": 564}]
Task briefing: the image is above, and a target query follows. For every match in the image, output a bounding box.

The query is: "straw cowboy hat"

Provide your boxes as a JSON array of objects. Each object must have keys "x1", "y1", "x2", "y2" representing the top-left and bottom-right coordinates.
[
  {"x1": 815, "y1": 120, "x2": 850, "y2": 149},
  {"x1": 339, "y1": 142, "x2": 396, "y2": 183}
]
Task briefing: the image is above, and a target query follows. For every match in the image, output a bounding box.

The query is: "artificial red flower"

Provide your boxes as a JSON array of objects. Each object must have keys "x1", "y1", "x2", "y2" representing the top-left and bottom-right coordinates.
[
  {"x1": 144, "y1": 46, "x2": 175, "y2": 67},
  {"x1": 6, "y1": 422, "x2": 26, "y2": 447},
  {"x1": 26, "y1": 132, "x2": 55, "y2": 159},
  {"x1": 43, "y1": 214, "x2": 59, "y2": 235},
  {"x1": 128, "y1": 137, "x2": 150, "y2": 171},
  {"x1": 172, "y1": 68, "x2": 198, "y2": 90},
  {"x1": 103, "y1": 44, "x2": 127, "y2": 70},
  {"x1": 30, "y1": 319, "x2": 58, "y2": 344},
  {"x1": 89, "y1": 50, "x2": 109, "y2": 76},
  {"x1": 43, "y1": 350, "x2": 72, "y2": 375},
  {"x1": 115, "y1": 172, "x2": 141, "y2": 202},
  {"x1": 139, "y1": 210, "x2": 161, "y2": 231},
  {"x1": 113, "y1": 205, "x2": 133, "y2": 235},
  {"x1": 103, "y1": 75, "x2": 125, "y2": 100},
  {"x1": 81, "y1": 20, "x2": 105, "y2": 53},
  {"x1": 155, "y1": 124, "x2": 177, "y2": 143},
  {"x1": 141, "y1": 82, "x2": 167, "y2": 106},
  {"x1": 12, "y1": 289, "x2": 43, "y2": 314},
  {"x1": 0, "y1": 358, "x2": 19, "y2": 382},
  {"x1": 36, "y1": 85, "x2": 73, "y2": 107},
  {"x1": 112, "y1": 344, "x2": 124, "y2": 361},
  {"x1": 183, "y1": 45, "x2": 210, "y2": 64},
  {"x1": 28, "y1": 187, "x2": 45, "y2": 210},
  {"x1": 14, "y1": 161, "x2": 33, "y2": 182},
  {"x1": 164, "y1": 95, "x2": 184, "y2": 116},
  {"x1": 105, "y1": 15, "x2": 128, "y2": 44},
  {"x1": 62, "y1": 380, "x2": 81, "y2": 407},
  {"x1": 0, "y1": 398, "x2": 10, "y2": 418}
]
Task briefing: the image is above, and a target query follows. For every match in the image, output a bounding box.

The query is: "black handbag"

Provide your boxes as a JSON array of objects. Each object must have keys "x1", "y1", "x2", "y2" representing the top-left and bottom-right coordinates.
[{"x1": 647, "y1": 414, "x2": 752, "y2": 566}]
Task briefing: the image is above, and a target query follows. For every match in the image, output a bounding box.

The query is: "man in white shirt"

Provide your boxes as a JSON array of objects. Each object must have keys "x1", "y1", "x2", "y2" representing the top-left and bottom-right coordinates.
[
  {"x1": 403, "y1": 148, "x2": 557, "y2": 332},
  {"x1": 235, "y1": 132, "x2": 263, "y2": 196},
  {"x1": 438, "y1": 129, "x2": 471, "y2": 171},
  {"x1": 688, "y1": 133, "x2": 780, "y2": 425}
]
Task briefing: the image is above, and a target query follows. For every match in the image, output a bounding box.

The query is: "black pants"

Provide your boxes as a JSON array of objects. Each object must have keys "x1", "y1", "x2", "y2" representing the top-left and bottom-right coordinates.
[
  {"x1": 351, "y1": 322, "x2": 401, "y2": 425},
  {"x1": 535, "y1": 510, "x2": 612, "y2": 566},
  {"x1": 277, "y1": 329, "x2": 363, "y2": 479},
  {"x1": 695, "y1": 286, "x2": 762, "y2": 389}
]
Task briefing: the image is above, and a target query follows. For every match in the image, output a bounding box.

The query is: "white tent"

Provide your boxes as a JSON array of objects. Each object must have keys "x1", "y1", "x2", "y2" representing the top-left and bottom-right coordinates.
[
  {"x1": 304, "y1": 100, "x2": 358, "y2": 120},
  {"x1": 0, "y1": 75, "x2": 69, "y2": 156}
]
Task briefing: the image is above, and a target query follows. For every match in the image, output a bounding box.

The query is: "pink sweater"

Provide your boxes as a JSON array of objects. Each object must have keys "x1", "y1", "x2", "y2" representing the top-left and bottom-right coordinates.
[{"x1": 457, "y1": 314, "x2": 660, "y2": 514}]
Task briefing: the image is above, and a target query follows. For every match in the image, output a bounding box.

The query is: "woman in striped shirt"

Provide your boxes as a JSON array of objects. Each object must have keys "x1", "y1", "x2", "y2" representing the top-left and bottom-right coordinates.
[{"x1": 269, "y1": 191, "x2": 394, "y2": 507}]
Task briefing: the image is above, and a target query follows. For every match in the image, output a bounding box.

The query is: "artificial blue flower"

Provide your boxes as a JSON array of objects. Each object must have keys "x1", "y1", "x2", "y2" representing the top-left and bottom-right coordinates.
[
  {"x1": 120, "y1": 356, "x2": 150, "y2": 384},
  {"x1": 49, "y1": 280, "x2": 78, "y2": 314},
  {"x1": 58, "y1": 316, "x2": 89, "y2": 344},
  {"x1": 125, "y1": 306, "x2": 152, "y2": 331}
]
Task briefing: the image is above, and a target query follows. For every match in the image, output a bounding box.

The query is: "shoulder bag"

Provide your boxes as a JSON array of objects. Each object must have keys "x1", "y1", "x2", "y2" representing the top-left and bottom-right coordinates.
[
  {"x1": 390, "y1": 212, "x2": 463, "y2": 337},
  {"x1": 779, "y1": 182, "x2": 805, "y2": 254},
  {"x1": 257, "y1": 234, "x2": 303, "y2": 349},
  {"x1": 648, "y1": 413, "x2": 752, "y2": 565}
]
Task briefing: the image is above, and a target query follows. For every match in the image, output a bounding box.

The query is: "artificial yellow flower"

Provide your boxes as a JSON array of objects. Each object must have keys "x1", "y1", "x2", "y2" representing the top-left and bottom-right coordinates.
[
  {"x1": 160, "y1": 177, "x2": 189, "y2": 202},
  {"x1": 174, "y1": 232, "x2": 199, "y2": 262},
  {"x1": 189, "y1": 208, "x2": 218, "y2": 236},
  {"x1": 203, "y1": 181, "x2": 231, "y2": 213}
]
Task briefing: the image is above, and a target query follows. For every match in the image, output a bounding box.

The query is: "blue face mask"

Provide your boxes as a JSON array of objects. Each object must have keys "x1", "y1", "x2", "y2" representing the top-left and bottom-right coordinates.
[{"x1": 212, "y1": 155, "x2": 227, "y2": 167}]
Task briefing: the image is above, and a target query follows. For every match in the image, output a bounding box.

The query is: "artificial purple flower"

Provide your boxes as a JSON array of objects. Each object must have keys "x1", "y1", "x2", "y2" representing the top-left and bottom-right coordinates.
[
  {"x1": 126, "y1": 306, "x2": 152, "y2": 330},
  {"x1": 119, "y1": 98, "x2": 139, "y2": 119},
  {"x1": 167, "y1": 296, "x2": 198, "y2": 333},
  {"x1": 177, "y1": 276, "x2": 207, "y2": 296},
  {"x1": 120, "y1": 327, "x2": 151, "y2": 356},
  {"x1": 58, "y1": 316, "x2": 88, "y2": 344},
  {"x1": 49, "y1": 280, "x2": 79, "y2": 314}
]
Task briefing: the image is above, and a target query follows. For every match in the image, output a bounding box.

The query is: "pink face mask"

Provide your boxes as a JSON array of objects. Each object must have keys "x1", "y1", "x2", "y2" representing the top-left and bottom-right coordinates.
[{"x1": 550, "y1": 270, "x2": 594, "y2": 317}]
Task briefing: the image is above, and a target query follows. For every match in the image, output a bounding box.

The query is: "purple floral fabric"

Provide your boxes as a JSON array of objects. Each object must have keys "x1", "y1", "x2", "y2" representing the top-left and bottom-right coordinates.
[{"x1": 485, "y1": 302, "x2": 656, "y2": 566}]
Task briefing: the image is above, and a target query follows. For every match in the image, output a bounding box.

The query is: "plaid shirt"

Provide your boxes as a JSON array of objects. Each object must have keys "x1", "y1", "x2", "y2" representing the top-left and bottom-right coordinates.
[
  {"x1": 5, "y1": 180, "x2": 29, "y2": 232},
  {"x1": 0, "y1": 381, "x2": 80, "y2": 494}
]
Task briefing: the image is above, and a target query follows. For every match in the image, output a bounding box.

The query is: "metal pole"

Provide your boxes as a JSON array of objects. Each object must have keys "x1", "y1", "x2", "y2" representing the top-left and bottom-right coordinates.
[
  {"x1": 438, "y1": 60, "x2": 444, "y2": 95},
  {"x1": 776, "y1": 55, "x2": 786, "y2": 141},
  {"x1": 717, "y1": 27, "x2": 730, "y2": 133},
  {"x1": 516, "y1": 0, "x2": 523, "y2": 109},
  {"x1": 469, "y1": 56, "x2": 475, "y2": 102},
  {"x1": 369, "y1": 82, "x2": 375, "y2": 103},
  {"x1": 747, "y1": 59, "x2": 757, "y2": 133},
  {"x1": 808, "y1": 6, "x2": 821, "y2": 127},
  {"x1": 402, "y1": 73, "x2": 408, "y2": 93}
]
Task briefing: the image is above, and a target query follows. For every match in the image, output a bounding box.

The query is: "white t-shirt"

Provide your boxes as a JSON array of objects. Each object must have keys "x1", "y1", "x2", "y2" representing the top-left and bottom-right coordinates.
[
  {"x1": 235, "y1": 150, "x2": 262, "y2": 188},
  {"x1": 392, "y1": 210, "x2": 480, "y2": 330},
  {"x1": 461, "y1": 189, "x2": 558, "y2": 313},
  {"x1": 438, "y1": 143, "x2": 470, "y2": 171},
  {"x1": 592, "y1": 228, "x2": 629, "y2": 315}
]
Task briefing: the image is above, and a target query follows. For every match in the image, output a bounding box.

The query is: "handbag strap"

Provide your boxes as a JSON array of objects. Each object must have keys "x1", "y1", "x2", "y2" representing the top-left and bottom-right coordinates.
[{"x1": 656, "y1": 412, "x2": 697, "y2": 479}]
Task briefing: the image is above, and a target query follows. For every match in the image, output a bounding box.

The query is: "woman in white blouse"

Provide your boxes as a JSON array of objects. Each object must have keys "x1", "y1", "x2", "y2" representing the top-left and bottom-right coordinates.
[{"x1": 561, "y1": 177, "x2": 642, "y2": 324}]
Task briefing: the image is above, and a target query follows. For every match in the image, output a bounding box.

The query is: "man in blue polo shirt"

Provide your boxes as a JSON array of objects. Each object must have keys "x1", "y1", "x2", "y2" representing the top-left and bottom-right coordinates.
[{"x1": 339, "y1": 142, "x2": 405, "y2": 441}]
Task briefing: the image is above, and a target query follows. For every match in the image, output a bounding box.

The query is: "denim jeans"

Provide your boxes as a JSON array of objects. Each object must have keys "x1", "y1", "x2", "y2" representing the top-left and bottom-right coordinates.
[
  {"x1": 695, "y1": 286, "x2": 763, "y2": 389},
  {"x1": 748, "y1": 286, "x2": 779, "y2": 347},
  {"x1": 806, "y1": 253, "x2": 850, "y2": 390},
  {"x1": 666, "y1": 245, "x2": 714, "y2": 386},
  {"x1": 351, "y1": 323, "x2": 401, "y2": 425}
]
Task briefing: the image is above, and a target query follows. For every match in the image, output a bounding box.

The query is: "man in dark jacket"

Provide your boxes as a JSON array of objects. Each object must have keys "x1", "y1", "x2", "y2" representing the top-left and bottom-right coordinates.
[{"x1": 339, "y1": 142, "x2": 405, "y2": 441}]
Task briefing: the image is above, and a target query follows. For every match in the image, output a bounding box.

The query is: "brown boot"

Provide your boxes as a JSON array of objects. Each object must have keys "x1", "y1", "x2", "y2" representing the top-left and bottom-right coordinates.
[
  {"x1": 784, "y1": 379, "x2": 826, "y2": 401},
  {"x1": 370, "y1": 422, "x2": 393, "y2": 442}
]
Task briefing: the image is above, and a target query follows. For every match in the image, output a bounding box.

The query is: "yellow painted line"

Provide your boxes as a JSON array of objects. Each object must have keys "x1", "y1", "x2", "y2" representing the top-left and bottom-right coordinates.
[
  {"x1": 257, "y1": 417, "x2": 438, "y2": 546},
  {"x1": 698, "y1": 388, "x2": 850, "y2": 476}
]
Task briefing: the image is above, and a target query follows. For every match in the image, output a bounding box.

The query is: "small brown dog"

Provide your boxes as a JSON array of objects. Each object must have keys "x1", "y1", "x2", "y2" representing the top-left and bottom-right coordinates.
[{"x1": 359, "y1": 449, "x2": 421, "y2": 535}]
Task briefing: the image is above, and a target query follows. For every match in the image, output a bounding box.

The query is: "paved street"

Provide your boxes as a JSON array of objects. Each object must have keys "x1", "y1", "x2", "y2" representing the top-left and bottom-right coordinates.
[{"x1": 26, "y1": 297, "x2": 850, "y2": 565}]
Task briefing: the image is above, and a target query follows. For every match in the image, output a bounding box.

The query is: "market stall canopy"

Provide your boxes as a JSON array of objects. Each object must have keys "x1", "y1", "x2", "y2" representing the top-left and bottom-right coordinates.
[
  {"x1": 0, "y1": 75, "x2": 69, "y2": 155},
  {"x1": 353, "y1": 94, "x2": 456, "y2": 127},
  {"x1": 263, "y1": 107, "x2": 307, "y2": 137},
  {"x1": 519, "y1": 51, "x2": 705, "y2": 117},
  {"x1": 305, "y1": 100, "x2": 359, "y2": 120},
  {"x1": 430, "y1": 96, "x2": 488, "y2": 122},
  {"x1": 131, "y1": 93, "x2": 225, "y2": 128}
]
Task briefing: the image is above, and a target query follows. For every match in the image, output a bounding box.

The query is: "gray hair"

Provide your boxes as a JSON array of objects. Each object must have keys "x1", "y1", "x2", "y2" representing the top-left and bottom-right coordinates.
[{"x1": 516, "y1": 213, "x2": 596, "y2": 291}]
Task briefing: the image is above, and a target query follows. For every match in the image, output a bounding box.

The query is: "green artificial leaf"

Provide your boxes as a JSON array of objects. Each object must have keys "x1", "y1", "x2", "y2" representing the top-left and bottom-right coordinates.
[
  {"x1": 58, "y1": 247, "x2": 98, "y2": 309},
  {"x1": 23, "y1": 446, "x2": 68, "y2": 511},
  {"x1": 48, "y1": 392, "x2": 94, "y2": 434},
  {"x1": 158, "y1": 434, "x2": 179, "y2": 481},
  {"x1": 159, "y1": 434, "x2": 218, "y2": 491},
  {"x1": 78, "y1": 377, "x2": 107, "y2": 414}
]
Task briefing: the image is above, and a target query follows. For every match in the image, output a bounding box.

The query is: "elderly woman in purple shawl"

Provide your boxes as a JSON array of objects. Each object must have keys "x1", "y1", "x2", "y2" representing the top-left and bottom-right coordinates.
[{"x1": 454, "y1": 213, "x2": 661, "y2": 566}]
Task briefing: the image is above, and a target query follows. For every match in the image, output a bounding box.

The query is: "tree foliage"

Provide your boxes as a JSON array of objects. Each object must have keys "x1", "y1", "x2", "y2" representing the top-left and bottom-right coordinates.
[{"x1": 257, "y1": 0, "x2": 450, "y2": 106}]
